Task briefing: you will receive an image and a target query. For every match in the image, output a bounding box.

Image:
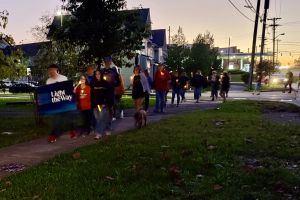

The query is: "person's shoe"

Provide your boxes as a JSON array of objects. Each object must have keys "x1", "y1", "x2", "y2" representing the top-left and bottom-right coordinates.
[
  {"x1": 48, "y1": 135, "x2": 57, "y2": 143},
  {"x1": 69, "y1": 131, "x2": 77, "y2": 139},
  {"x1": 256, "y1": 93, "x2": 260, "y2": 95},
  {"x1": 94, "y1": 134, "x2": 102, "y2": 140},
  {"x1": 112, "y1": 117, "x2": 116, "y2": 121}
]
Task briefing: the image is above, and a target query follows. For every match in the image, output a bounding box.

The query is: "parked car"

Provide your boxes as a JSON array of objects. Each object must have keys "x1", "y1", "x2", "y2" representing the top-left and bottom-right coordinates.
[
  {"x1": 270, "y1": 74, "x2": 288, "y2": 85},
  {"x1": 9, "y1": 83, "x2": 37, "y2": 93}
]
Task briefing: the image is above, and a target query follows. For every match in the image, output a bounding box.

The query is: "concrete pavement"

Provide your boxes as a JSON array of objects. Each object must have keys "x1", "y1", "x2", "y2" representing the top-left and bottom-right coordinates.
[
  {"x1": 0, "y1": 101, "x2": 219, "y2": 178},
  {"x1": 180, "y1": 83, "x2": 300, "y2": 107}
]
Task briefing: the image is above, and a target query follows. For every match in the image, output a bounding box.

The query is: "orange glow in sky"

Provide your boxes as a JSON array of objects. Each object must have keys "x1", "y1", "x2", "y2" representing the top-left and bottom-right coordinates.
[{"x1": 2, "y1": 0, "x2": 300, "y2": 65}]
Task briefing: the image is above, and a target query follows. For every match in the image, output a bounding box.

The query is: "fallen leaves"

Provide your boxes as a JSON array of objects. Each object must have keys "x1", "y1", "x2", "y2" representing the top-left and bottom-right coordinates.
[
  {"x1": 0, "y1": 163, "x2": 26, "y2": 173},
  {"x1": 207, "y1": 145, "x2": 217, "y2": 150},
  {"x1": 105, "y1": 176, "x2": 115, "y2": 181},
  {"x1": 5, "y1": 181, "x2": 12, "y2": 187},
  {"x1": 72, "y1": 152, "x2": 81, "y2": 160},
  {"x1": 212, "y1": 120, "x2": 225, "y2": 127},
  {"x1": 169, "y1": 165, "x2": 185, "y2": 186},
  {"x1": 213, "y1": 184, "x2": 223, "y2": 191}
]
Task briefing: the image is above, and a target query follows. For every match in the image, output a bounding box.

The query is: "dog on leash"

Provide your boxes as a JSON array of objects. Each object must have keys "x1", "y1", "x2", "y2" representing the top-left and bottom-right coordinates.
[{"x1": 134, "y1": 109, "x2": 147, "y2": 129}]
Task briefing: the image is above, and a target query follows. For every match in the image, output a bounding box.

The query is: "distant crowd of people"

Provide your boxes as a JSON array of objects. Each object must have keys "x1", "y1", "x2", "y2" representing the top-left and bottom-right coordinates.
[{"x1": 252, "y1": 70, "x2": 299, "y2": 95}]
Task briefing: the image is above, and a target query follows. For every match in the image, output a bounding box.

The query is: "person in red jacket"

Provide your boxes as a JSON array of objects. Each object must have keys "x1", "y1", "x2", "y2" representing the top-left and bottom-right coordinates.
[
  {"x1": 74, "y1": 75, "x2": 92, "y2": 136},
  {"x1": 153, "y1": 64, "x2": 170, "y2": 113}
]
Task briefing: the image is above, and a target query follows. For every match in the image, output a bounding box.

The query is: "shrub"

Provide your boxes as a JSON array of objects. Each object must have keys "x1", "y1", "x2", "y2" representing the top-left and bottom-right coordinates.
[
  {"x1": 228, "y1": 69, "x2": 244, "y2": 74},
  {"x1": 241, "y1": 72, "x2": 250, "y2": 84}
]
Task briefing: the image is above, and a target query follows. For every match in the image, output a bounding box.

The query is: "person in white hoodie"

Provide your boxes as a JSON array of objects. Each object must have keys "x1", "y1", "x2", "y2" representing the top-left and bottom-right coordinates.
[{"x1": 131, "y1": 65, "x2": 151, "y2": 111}]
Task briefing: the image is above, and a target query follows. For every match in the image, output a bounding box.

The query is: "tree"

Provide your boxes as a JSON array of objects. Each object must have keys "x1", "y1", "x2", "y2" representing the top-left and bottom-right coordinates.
[
  {"x1": 31, "y1": 41, "x2": 89, "y2": 83},
  {"x1": 165, "y1": 27, "x2": 189, "y2": 72},
  {"x1": 49, "y1": 0, "x2": 150, "y2": 64},
  {"x1": 294, "y1": 57, "x2": 300, "y2": 67},
  {"x1": 31, "y1": 14, "x2": 53, "y2": 42},
  {"x1": 256, "y1": 60, "x2": 275, "y2": 74},
  {"x1": 30, "y1": 14, "x2": 90, "y2": 83},
  {"x1": 171, "y1": 26, "x2": 187, "y2": 46},
  {"x1": 186, "y1": 31, "x2": 221, "y2": 75},
  {"x1": 0, "y1": 10, "x2": 27, "y2": 80}
]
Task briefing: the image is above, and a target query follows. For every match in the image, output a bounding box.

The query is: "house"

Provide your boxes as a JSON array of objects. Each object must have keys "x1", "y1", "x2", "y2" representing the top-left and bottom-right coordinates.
[
  {"x1": 0, "y1": 39, "x2": 12, "y2": 55},
  {"x1": 121, "y1": 28, "x2": 167, "y2": 88},
  {"x1": 14, "y1": 41, "x2": 50, "y2": 81},
  {"x1": 218, "y1": 46, "x2": 272, "y2": 72}
]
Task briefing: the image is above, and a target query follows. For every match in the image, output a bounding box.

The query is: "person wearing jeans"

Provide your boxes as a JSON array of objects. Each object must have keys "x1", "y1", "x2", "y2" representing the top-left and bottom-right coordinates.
[
  {"x1": 143, "y1": 69, "x2": 153, "y2": 112},
  {"x1": 93, "y1": 105, "x2": 109, "y2": 139},
  {"x1": 191, "y1": 70, "x2": 205, "y2": 103},
  {"x1": 253, "y1": 72, "x2": 262, "y2": 95},
  {"x1": 155, "y1": 90, "x2": 166, "y2": 112},
  {"x1": 153, "y1": 64, "x2": 170, "y2": 113}
]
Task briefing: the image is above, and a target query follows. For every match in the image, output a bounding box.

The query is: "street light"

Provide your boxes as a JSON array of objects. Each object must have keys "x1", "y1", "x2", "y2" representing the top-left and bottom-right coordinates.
[
  {"x1": 275, "y1": 33, "x2": 285, "y2": 39},
  {"x1": 228, "y1": 37, "x2": 231, "y2": 70},
  {"x1": 56, "y1": 10, "x2": 63, "y2": 27}
]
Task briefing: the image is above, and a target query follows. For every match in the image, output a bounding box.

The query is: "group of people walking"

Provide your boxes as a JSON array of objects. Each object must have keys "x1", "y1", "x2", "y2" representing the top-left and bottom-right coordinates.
[
  {"x1": 46, "y1": 56, "x2": 122, "y2": 143},
  {"x1": 45, "y1": 57, "x2": 232, "y2": 143}
]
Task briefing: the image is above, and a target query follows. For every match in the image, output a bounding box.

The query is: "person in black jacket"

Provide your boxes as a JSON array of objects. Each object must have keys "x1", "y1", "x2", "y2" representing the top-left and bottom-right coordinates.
[
  {"x1": 171, "y1": 71, "x2": 181, "y2": 107},
  {"x1": 90, "y1": 70, "x2": 108, "y2": 139},
  {"x1": 220, "y1": 72, "x2": 230, "y2": 102},
  {"x1": 210, "y1": 71, "x2": 220, "y2": 101},
  {"x1": 99, "y1": 56, "x2": 121, "y2": 135},
  {"x1": 179, "y1": 72, "x2": 189, "y2": 102},
  {"x1": 191, "y1": 70, "x2": 205, "y2": 103}
]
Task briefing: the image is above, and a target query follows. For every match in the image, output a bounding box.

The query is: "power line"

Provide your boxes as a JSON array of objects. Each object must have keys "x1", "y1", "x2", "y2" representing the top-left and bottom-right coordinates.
[
  {"x1": 279, "y1": 0, "x2": 282, "y2": 18},
  {"x1": 281, "y1": 20, "x2": 300, "y2": 25},
  {"x1": 245, "y1": 0, "x2": 256, "y2": 13},
  {"x1": 246, "y1": 0, "x2": 256, "y2": 12},
  {"x1": 227, "y1": 0, "x2": 255, "y2": 22}
]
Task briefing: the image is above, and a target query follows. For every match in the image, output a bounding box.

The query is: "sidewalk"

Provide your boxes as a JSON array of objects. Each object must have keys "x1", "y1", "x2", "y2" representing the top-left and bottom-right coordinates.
[{"x1": 0, "y1": 101, "x2": 219, "y2": 178}]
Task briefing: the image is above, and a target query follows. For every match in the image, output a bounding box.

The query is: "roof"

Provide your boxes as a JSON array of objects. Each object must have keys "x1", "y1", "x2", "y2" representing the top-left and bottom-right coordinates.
[
  {"x1": 151, "y1": 29, "x2": 166, "y2": 48},
  {"x1": 0, "y1": 39, "x2": 12, "y2": 55},
  {"x1": 138, "y1": 8, "x2": 150, "y2": 24},
  {"x1": 15, "y1": 41, "x2": 50, "y2": 57}
]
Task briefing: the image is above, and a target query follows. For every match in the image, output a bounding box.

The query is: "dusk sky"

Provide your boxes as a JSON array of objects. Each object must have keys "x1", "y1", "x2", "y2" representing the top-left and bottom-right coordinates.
[{"x1": 2, "y1": 0, "x2": 300, "y2": 65}]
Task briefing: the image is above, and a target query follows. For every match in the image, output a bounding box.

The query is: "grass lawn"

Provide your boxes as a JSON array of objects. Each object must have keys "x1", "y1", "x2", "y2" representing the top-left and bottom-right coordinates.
[
  {"x1": 0, "y1": 93, "x2": 35, "y2": 111},
  {"x1": 120, "y1": 95, "x2": 156, "y2": 109},
  {"x1": 0, "y1": 94, "x2": 155, "y2": 148},
  {"x1": 230, "y1": 74, "x2": 243, "y2": 82},
  {"x1": 0, "y1": 101, "x2": 299, "y2": 199}
]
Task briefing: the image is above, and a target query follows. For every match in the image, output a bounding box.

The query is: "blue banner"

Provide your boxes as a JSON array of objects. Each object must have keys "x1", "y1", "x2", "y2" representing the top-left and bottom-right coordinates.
[{"x1": 36, "y1": 80, "x2": 77, "y2": 115}]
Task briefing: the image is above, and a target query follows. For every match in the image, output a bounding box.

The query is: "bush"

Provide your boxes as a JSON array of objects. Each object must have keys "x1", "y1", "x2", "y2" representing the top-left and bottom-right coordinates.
[
  {"x1": 241, "y1": 72, "x2": 250, "y2": 84},
  {"x1": 228, "y1": 69, "x2": 244, "y2": 74}
]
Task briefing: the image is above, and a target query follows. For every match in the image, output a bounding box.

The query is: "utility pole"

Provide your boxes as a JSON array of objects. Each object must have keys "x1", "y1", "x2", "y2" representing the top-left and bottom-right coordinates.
[
  {"x1": 268, "y1": 17, "x2": 281, "y2": 77},
  {"x1": 168, "y1": 26, "x2": 171, "y2": 44},
  {"x1": 276, "y1": 39, "x2": 281, "y2": 64},
  {"x1": 249, "y1": 0, "x2": 261, "y2": 90},
  {"x1": 228, "y1": 37, "x2": 231, "y2": 70},
  {"x1": 259, "y1": 0, "x2": 270, "y2": 64}
]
